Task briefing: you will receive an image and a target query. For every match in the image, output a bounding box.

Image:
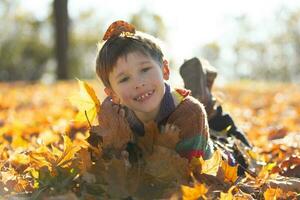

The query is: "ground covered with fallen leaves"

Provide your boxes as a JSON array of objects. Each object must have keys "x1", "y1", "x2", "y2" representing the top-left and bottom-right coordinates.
[{"x1": 0, "y1": 80, "x2": 299, "y2": 199}]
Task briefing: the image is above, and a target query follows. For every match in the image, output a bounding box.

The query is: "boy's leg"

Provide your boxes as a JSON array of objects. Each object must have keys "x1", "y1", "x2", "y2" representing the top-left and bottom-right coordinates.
[
  {"x1": 179, "y1": 57, "x2": 217, "y2": 119},
  {"x1": 179, "y1": 57, "x2": 252, "y2": 148}
]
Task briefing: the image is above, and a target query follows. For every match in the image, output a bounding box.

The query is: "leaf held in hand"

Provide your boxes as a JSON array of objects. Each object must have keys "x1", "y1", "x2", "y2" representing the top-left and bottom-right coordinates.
[{"x1": 69, "y1": 79, "x2": 100, "y2": 124}]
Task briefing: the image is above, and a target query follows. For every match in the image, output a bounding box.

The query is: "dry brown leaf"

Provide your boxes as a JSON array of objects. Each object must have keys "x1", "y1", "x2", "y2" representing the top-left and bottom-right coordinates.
[
  {"x1": 93, "y1": 98, "x2": 133, "y2": 150},
  {"x1": 1, "y1": 81, "x2": 300, "y2": 198},
  {"x1": 78, "y1": 148, "x2": 92, "y2": 173},
  {"x1": 144, "y1": 145, "x2": 189, "y2": 183},
  {"x1": 137, "y1": 121, "x2": 158, "y2": 155}
]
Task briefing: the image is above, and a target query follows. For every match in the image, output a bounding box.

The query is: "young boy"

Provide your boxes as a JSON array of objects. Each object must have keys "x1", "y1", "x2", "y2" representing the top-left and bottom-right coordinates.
[
  {"x1": 93, "y1": 20, "x2": 213, "y2": 162},
  {"x1": 92, "y1": 20, "x2": 251, "y2": 167}
]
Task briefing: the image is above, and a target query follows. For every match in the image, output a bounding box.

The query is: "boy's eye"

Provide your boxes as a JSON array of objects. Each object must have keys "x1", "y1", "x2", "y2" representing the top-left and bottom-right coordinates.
[
  {"x1": 119, "y1": 77, "x2": 129, "y2": 83},
  {"x1": 141, "y1": 67, "x2": 151, "y2": 72}
]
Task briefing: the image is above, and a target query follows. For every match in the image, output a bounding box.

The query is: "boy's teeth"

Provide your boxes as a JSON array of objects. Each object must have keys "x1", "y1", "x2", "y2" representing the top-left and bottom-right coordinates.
[{"x1": 136, "y1": 91, "x2": 153, "y2": 101}]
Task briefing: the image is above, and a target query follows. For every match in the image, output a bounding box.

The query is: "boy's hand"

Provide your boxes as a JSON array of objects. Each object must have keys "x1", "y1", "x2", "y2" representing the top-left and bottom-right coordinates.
[
  {"x1": 112, "y1": 102, "x2": 126, "y2": 118},
  {"x1": 158, "y1": 124, "x2": 181, "y2": 150}
]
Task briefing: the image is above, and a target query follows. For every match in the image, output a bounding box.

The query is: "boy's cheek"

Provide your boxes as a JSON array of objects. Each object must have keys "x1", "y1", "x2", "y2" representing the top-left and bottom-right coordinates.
[{"x1": 117, "y1": 93, "x2": 132, "y2": 105}]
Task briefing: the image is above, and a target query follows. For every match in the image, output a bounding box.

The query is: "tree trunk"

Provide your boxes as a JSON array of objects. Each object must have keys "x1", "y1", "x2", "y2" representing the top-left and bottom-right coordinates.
[{"x1": 53, "y1": 0, "x2": 69, "y2": 79}]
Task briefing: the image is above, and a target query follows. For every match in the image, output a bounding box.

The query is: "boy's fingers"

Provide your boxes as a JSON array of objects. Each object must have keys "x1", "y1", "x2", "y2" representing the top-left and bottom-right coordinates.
[
  {"x1": 165, "y1": 124, "x2": 170, "y2": 131},
  {"x1": 119, "y1": 108, "x2": 126, "y2": 117},
  {"x1": 171, "y1": 125, "x2": 179, "y2": 133},
  {"x1": 163, "y1": 124, "x2": 180, "y2": 134},
  {"x1": 112, "y1": 104, "x2": 119, "y2": 113},
  {"x1": 112, "y1": 104, "x2": 126, "y2": 117}
]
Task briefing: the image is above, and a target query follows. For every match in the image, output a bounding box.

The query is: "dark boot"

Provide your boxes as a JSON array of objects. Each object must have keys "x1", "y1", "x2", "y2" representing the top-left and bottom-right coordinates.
[
  {"x1": 179, "y1": 57, "x2": 252, "y2": 175},
  {"x1": 179, "y1": 57, "x2": 217, "y2": 119}
]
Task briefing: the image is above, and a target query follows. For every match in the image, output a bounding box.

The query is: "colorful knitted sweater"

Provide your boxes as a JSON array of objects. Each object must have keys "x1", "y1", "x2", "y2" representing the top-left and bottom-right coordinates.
[{"x1": 125, "y1": 83, "x2": 214, "y2": 161}]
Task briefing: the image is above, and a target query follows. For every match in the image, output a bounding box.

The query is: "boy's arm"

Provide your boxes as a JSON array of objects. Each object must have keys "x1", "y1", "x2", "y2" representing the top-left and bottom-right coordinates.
[{"x1": 167, "y1": 96, "x2": 214, "y2": 161}]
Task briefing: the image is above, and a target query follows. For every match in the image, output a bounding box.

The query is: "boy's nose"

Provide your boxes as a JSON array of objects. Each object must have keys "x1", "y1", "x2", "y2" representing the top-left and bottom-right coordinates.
[
  {"x1": 134, "y1": 76, "x2": 146, "y2": 89},
  {"x1": 135, "y1": 82, "x2": 145, "y2": 89}
]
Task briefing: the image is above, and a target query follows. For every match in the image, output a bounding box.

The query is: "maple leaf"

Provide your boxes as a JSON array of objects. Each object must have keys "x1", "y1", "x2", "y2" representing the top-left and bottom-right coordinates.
[
  {"x1": 191, "y1": 149, "x2": 222, "y2": 176},
  {"x1": 137, "y1": 122, "x2": 180, "y2": 155},
  {"x1": 220, "y1": 186, "x2": 234, "y2": 200},
  {"x1": 88, "y1": 157, "x2": 140, "y2": 198},
  {"x1": 78, "y1": 148, "x2": 92, "y2": 174},
  {"x1": 55, "y1": 135, "x2": 81, "y2": 167},
  {"x1": 91, "y1": 97, "x2": 133, "y2": 150},
  {"x1": 69, "y1": 79, "x2": 100, "y2": 124},
  {"x1": 263, "y1": 188, "x2": 283, "y2": 200},
  {"x1": 221, "y1": 160, "x2": 238, "y2": 183},
  {"x1": 137, "y1": 121, "x2": 158, "y2": 155},
  {"x1": 144, "y1": 145, "x2": 189, "y2": 183},
  {"x1": 181, "y1": 183, "x2": 208, "y2": 200},
  {"x1": 29, "y1": 135, "x2": 81, "y2": 175}
]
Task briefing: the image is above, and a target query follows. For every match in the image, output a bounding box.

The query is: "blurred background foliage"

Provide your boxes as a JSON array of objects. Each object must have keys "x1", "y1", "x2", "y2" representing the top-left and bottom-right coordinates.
[{"x1": 0, "y1": 0, "x2": 299, "y2": 82}]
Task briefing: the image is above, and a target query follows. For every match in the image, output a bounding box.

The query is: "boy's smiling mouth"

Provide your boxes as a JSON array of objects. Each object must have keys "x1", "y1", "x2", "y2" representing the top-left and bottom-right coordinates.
[{"x1": 134, "y1": 90, "x2": 155, "y2": 102}]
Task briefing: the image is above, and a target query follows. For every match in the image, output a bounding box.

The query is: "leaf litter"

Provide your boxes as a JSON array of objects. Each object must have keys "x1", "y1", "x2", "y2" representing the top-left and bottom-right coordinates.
[{"x1": 0, "y1": 80, "x2": 299, "y2": 199}]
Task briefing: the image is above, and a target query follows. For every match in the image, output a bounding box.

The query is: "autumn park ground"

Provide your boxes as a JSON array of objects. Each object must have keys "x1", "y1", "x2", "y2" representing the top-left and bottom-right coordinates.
[{"x1": 0, "y1": 80, "x2": 299, "y2": 199}]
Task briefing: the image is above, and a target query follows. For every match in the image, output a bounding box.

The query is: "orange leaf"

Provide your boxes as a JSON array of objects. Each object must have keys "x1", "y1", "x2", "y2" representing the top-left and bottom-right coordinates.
[
  {"x1": 221, "y1": 160, "x2": 238, "y2": 183},
  {"x1": 181, "y1": 183, "x2": 208, "y2": 200}
]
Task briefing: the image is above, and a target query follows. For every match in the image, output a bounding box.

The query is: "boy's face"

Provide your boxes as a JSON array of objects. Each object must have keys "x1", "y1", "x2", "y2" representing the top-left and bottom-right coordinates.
[{"x1": 105, "y1": 52, "x2": 169, "y2": 122}]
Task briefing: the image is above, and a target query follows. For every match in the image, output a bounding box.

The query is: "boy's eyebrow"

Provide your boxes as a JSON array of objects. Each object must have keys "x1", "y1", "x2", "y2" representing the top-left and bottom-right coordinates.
[
  {"x1": 115, "y1": 60, "x2": 152, "y2": 79},
  {"x1": 115, "y1": 72, "x2": 126, "y2": 79},
  {"x1": 139, "y1": 61, "x2": 151, "y2": 65}
]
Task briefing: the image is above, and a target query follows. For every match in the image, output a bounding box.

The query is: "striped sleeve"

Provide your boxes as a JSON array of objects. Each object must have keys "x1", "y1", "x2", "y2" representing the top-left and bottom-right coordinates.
[{"x1": 167, "y1": 96, "x2": 214, "y2": 161}]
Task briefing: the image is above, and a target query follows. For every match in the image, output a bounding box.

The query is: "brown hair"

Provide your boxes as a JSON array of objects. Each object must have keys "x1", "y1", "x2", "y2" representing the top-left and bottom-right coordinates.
[{"x1": 95, "y1": 32, "x2": 164, "y2": 88}]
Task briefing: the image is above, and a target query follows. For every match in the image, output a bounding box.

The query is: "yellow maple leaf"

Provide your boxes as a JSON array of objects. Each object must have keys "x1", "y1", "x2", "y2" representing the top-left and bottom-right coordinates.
[
  {"x1": 181, "y1": 183, "x2": 208, "y2": 200},
  {"x1": 220, "y1": 191, "x2": 233, "y2": 200},
  {"x1": 220, "y1": 186, "x2": 235, "y2": 200},
  {"x1": 191, "y1": 149, "x2": 222, "y2": 176},
  {"x1": 263, "y1": 188, "x2": 283, "y2": 200},
  {"x1": 69, "y1": 79, "x2": 100, "y2": 124},
  {"x1": 56, "y1": 135, "x2": 81, "y2": 167}
]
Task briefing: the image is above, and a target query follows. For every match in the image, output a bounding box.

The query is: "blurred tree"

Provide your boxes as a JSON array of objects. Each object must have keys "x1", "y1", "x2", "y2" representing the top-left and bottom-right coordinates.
[
  {"x1": 200, "y1": 42, "x2": 221, "y2": 67},
  {"x1": 68, "y1": 10, "x2": 103, "y2": 79},
  {"x1": 130, "y1": 10, "x2": 166, "y2": 39},
  {"x1": 53, "y1": 0, "x2": 69, "y2": 79},
  {"x1": 232, "y1": 9, "x2": 300, "y2": 82},
  {"x1": 0, "y1": 0, "x2": 52, "y2": 81},
  {"x1": 129, "y1": 11, "x2": 172, "y2": 66},
  {"x1": 0, "y1": 0, "x2": 102, "y2": 81}
]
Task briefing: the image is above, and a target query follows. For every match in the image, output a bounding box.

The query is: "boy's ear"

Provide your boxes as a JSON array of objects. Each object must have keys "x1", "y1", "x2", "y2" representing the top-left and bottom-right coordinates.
[
  {"x1": 104, "y1": 87, "x2": 120, "y2": 104},
  {"x1": 162, "y1": 59, "x2": 170, "y2": 80}
]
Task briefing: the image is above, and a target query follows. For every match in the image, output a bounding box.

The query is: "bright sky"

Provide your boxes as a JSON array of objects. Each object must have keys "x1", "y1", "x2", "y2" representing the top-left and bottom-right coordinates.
[
  {"x1": 20, "y1": 0, "x2": 299, "y2": 60},
  {"x1": 19, "y1": 0, "x2": 300, "y2": 84}
]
